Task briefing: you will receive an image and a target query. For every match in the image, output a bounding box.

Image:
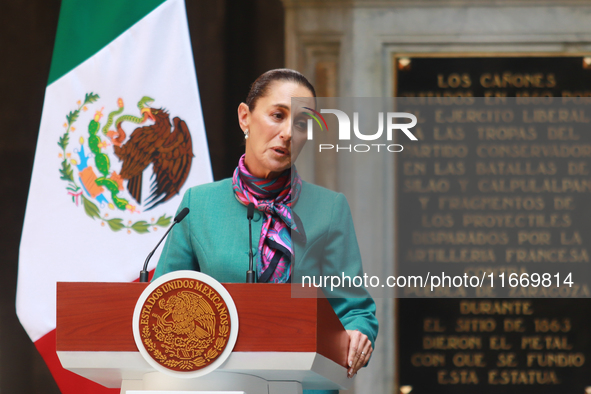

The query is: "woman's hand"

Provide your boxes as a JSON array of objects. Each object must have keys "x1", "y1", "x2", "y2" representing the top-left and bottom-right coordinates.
[{"x1": 346, "y1": 329, "x2": 373, "y2": 377}]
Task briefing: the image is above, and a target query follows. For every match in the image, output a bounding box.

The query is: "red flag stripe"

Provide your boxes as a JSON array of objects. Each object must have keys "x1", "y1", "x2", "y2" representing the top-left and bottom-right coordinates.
[{"x1": 35, "y1": 329, "x2": 118, "y2": 394}]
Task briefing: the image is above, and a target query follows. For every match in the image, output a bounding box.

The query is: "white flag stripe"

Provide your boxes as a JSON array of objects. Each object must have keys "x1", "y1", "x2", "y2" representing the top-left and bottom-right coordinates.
[{"x1": 18, "y1": 0, "x2": 211, "y2": 342}]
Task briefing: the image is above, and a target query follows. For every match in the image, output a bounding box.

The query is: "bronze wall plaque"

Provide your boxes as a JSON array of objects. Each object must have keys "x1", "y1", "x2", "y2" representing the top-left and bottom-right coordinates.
[{"x1": 395, "y1": 55, "x2": 591, "y2": 393}]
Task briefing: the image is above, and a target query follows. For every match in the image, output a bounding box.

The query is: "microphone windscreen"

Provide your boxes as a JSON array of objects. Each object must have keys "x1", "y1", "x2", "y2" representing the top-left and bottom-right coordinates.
[
  {"x1": 174, "y1": 207, "x2": 190, "y2": 223},
  {"x1": 247, "y1": 203, "x2": 255, "y2": 220}
]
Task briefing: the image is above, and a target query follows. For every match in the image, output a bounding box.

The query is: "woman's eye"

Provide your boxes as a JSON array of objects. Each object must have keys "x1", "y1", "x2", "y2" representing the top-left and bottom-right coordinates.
[{"x1": 272, "y1": 112, "x2": 284, "y2": 120}]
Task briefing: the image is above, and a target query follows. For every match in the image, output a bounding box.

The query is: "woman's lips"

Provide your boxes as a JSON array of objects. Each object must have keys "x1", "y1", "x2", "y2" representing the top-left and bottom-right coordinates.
[{"x1": 272, "y1": 147, "x2": 290, "y2": 156}]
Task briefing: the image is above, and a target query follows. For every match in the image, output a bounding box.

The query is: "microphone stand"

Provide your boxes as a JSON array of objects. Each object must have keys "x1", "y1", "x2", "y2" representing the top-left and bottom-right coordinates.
[
  {"x1": 246, "y1": 203, "x2": 255, "y2": 283},
  {"x1": 139, "y1": 208, "x2": 189, "y2": 282}
]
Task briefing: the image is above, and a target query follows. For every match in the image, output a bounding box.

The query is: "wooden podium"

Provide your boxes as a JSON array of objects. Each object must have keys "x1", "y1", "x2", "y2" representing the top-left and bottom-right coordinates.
[{"x1": 56, "y1": 282, "x2": 352, "y2": 394}]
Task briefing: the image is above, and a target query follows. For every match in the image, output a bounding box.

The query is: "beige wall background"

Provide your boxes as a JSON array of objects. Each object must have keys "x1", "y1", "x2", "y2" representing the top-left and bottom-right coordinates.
[{"x1": 282, "y1": 1, "x2": 591, "y2": 393}]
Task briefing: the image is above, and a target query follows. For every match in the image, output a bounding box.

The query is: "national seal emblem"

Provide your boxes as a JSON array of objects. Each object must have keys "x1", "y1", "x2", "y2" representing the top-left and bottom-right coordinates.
[
  {"x1": 57, "y1": 93, "x2": 194, "y2": 233},
  {"x1": 133, "y1": 271, "x2": 238, "y2": 376}
]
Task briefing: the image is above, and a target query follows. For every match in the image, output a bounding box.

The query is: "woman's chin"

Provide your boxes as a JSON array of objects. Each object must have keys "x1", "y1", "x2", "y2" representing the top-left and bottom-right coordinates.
[
  {"x1": 264, "y1": 163, "x2": 292, "y2": 178},
  {"x1": 266, "y1": 154, "x2": 291, "y2": 168}
]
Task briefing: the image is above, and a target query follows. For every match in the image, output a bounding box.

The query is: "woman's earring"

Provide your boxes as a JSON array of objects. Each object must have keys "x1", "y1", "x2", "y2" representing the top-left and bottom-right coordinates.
[{"x1": 244, "y1": 129, "x2": 249, "y2": 139}]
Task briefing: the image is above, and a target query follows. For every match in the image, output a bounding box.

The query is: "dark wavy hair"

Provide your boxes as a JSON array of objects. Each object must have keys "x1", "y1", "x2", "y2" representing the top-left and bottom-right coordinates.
[{"x1": 245, "y1": 68, "x2": 316, "y2": 111}]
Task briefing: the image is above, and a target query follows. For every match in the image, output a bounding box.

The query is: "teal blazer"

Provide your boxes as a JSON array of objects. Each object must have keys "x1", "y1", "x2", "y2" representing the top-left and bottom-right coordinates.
[{"x1": 154, "y1": 178, "x2": 378, "y2": 393}]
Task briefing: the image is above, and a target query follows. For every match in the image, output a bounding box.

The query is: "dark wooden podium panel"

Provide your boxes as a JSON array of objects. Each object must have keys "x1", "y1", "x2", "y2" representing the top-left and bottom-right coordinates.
[{"x1": 56, "y1": 282, "x2": 349, "y2": 368}]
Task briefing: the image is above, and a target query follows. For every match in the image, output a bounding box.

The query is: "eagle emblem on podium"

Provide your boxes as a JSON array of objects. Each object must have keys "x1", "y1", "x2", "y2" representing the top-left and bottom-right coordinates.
[
  {"x1": 154, "y1": 291, "x2": 217, "y2": 359},
  {"x1": 138, "y1": 279, "x2": 231, "y2": 372}
]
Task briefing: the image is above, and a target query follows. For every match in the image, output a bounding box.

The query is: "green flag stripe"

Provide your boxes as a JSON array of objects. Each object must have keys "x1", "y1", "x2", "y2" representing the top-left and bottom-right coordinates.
[{"x1": 47, "y1": 0, "x2": 167, "y2": 85}]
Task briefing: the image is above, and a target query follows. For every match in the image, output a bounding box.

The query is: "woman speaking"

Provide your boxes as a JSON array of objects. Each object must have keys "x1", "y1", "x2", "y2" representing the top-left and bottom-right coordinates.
[{"x1": 153, "y1": 68, "x2": 378, "y2": 393}]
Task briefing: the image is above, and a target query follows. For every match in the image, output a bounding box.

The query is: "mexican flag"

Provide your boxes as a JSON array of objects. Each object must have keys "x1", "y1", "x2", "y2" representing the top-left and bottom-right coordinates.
[{"x1": 17, "y1": 0, "x2": 212, "y2": 392}]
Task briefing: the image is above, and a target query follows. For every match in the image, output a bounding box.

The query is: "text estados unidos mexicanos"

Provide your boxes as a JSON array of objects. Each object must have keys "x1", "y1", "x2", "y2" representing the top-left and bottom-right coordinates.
[{"x1": 301, "y1": 272, "x2": 574, "y2": 292}]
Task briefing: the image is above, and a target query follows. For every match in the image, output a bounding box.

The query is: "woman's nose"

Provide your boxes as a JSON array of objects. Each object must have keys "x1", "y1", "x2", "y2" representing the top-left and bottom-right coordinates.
[{"x1": 279, "y1": 123, "x2": 292, "y2": 141}]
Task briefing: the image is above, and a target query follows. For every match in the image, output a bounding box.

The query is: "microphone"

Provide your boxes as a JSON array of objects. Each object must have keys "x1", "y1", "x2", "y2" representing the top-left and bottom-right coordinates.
[
  {"x1": 246, "y1": 203, "x2": 255, "y2": 283},
  {"x1": 174, "y1": 207, "x2": 190, "y2": 223},
  {"x1": 139, "y1": 207, "x2": 190, "y2": 282}
]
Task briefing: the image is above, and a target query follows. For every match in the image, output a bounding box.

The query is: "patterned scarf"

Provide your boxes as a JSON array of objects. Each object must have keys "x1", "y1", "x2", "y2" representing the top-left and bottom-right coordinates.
[{"x1": 232, "y1": 154, "x2": 306, "y2": 283}]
